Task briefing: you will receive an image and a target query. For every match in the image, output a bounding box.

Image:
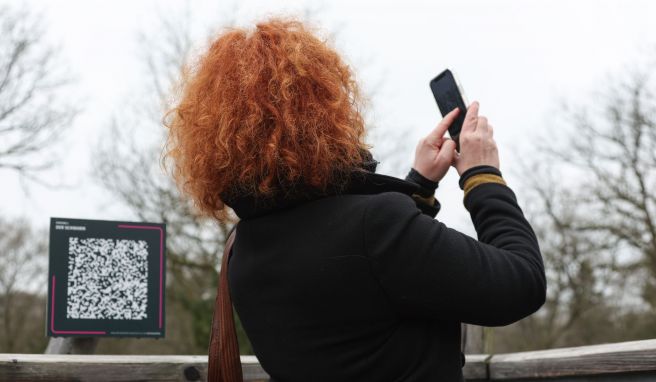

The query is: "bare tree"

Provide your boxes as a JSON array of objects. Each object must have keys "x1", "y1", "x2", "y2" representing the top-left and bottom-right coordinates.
[
  {"x1": 0, "y1": 4, "x2": 76, "y2": 179},
  {"x1": 551, "y1": 68, "x2": 656, "y2": 308},
  {"x1": 492, "y1": 60, "x2": 656, "y2": 352},
  {"x1": 0, "y1": 217, "x2": 48, "y2": 352},
  {"x1": 92, "y1": 5, "x2": 244, "y2": 354},
  {"x1": 490, "y1": 162, "x2": 626, "y2": 352}
]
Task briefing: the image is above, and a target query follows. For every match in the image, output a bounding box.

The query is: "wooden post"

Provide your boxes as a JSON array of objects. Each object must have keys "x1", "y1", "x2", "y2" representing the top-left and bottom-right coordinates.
[
  {"x1": 462, "y1": 324, "x2": 484, "y2": 354},
  {"x1": 44, "y1": 337, "x2": 99, "y2": 355}
]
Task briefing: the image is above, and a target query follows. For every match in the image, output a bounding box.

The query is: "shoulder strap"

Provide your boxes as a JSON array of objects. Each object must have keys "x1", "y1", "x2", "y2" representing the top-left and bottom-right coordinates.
[{"x1": 208, "y1": 228, "x2": 243, "y2": 382}]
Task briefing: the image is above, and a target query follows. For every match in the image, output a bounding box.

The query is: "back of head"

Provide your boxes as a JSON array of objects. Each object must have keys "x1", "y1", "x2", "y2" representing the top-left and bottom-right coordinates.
[{"x1": 165, "y1": 18, "x2": 369, "y2": 219}]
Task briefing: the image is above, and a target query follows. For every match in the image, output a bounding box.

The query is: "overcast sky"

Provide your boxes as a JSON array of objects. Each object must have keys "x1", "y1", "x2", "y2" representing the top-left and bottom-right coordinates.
[{"x1": 2, "y1": 0, "x2": 655, "y2": 234}]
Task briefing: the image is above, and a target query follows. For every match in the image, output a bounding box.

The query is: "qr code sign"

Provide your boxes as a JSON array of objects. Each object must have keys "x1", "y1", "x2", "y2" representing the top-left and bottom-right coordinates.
[{"x1": 66, "y1": 237, "x2": 149, "y2": 320}]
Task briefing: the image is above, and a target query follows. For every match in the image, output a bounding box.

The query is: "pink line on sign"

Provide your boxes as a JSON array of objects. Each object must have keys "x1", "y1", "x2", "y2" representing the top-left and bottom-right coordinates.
[
  {"x1": 117, "y1": 224, "x2": 164, "y2": 329},
  {"x1": 50, "y1": 275, "x2": 106, "y2": 335}
]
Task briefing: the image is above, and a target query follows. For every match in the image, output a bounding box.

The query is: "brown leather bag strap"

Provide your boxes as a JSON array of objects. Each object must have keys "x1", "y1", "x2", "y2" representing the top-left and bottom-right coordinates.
[{"x1": 208, "y1": 228, "x2": 243, "y2": 382}]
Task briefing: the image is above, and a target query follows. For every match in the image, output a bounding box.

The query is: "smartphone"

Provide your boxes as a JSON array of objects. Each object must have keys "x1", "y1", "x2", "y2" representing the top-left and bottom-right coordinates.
[{"x1": 429, "y1": 69, "x2": 468, "y2": 151}]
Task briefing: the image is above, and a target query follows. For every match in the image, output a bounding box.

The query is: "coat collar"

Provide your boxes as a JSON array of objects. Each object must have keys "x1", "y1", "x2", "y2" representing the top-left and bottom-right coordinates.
[{"x1": 223, "y1": 169, "x2": 421, "y2": 220}]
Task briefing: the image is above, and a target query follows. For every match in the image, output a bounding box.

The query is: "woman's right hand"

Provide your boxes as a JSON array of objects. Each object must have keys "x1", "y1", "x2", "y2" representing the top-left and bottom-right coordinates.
[{"x1": 452, "y1": 101, "x2": 500, "y2": 176}]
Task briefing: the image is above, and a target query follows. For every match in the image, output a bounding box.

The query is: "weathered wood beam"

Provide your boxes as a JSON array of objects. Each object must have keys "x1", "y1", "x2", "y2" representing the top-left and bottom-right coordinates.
[
  {"x1": 0, "y1": 353, "x2": 489, "y2": 381},
  {"x1": 464, "y1": 354, "x2": 491, "y2": 380},
  {"x1": 489, "y1": 339, "x2": 656, "y2": 379},
  {"x1": 3, "y1": 339, "x2": 656, "y2": 381},
  {"x1": 0, "y1": 354, "x2": 269, "y2": 382}
]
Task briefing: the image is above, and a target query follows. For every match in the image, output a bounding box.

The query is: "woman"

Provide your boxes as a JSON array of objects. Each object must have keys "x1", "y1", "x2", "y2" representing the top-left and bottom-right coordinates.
[{"x1": 165, "y1": 18, "x2": 545, "y2": 382}]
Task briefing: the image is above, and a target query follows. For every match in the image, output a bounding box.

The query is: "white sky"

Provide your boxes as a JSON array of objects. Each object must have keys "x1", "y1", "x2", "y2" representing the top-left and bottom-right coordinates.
[{"x1": 2, "y1": 0, "x2": 655, "y2": 235}]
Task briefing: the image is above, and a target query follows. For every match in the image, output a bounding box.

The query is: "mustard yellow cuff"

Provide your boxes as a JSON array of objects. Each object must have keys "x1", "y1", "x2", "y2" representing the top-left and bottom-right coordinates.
[
  {"x1": 463, "y1": 173, "x2": 507, "y2": 199},
  {"x1": 411, "y1": 193, "x2": 436, "y2": 206}
]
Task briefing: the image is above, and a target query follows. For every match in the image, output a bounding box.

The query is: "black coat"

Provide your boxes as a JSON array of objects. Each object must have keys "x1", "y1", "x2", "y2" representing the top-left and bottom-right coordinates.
[{"x1": 226, "y1": 167, "x2": 546, "y2": 382}]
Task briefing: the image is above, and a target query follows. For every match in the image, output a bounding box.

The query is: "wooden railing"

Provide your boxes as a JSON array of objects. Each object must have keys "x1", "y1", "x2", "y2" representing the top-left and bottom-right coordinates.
[{"x1": 2, "y1": 339, "x2": 656, "y2": 381}]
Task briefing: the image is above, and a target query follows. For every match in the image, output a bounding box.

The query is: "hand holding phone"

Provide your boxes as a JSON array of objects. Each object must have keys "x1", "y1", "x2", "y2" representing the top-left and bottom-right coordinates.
[
  {"x1": 429, "y1": 69, "x2": 468, "y2": 151},
  {"x1": 452, "y1": 101, "x2": 500, "y2": 176},
  {"x1": 412, "y1": 108, "x2": 460, "y2": 182}
]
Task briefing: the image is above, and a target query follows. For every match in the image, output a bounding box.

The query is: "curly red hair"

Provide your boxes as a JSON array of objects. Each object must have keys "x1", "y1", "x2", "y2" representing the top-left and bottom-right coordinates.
[{"x1": 164, "y1": 17, "x2": 369, "y2": 218}]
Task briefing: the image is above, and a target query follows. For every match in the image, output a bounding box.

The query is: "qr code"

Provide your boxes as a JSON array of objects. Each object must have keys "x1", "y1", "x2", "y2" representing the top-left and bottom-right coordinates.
[{"x1": 66, "y1": 237, "x2": 149, "y2": 320}]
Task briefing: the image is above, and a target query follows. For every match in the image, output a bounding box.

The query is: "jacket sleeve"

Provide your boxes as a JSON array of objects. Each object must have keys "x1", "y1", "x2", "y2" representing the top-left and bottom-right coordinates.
[
  {"x1": 362, "y1": 179, "x2": 546, "y2": 326},
  {"x1": 404, "y1": 167, "x2": 441, "y2": 218}
]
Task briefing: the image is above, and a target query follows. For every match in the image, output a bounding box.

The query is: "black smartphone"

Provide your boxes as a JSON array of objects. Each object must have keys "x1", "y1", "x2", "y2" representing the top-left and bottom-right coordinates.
[{"x1": 429, "y1": 69, "x2": 468, "y2": 151}]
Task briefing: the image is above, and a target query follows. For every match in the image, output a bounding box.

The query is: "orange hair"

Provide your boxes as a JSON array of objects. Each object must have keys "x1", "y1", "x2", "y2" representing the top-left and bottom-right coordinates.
[{"x1": 164, "y1": 18, "x2": 369, "y2": 218}]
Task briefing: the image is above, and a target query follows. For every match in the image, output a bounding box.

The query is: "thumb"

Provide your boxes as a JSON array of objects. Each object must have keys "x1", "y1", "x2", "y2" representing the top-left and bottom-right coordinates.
[{"x1": 437, "y1": 139, "x2": 456, "y2": 165}]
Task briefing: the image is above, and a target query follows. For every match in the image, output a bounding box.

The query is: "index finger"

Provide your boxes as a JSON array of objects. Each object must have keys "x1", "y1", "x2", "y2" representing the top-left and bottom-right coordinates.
[
  {"x1": 462, "y1": 101, "x2": 480, "y2": 133},
  {"x1": 426, "y1": 107, "x2": 460, "y2": 145}
]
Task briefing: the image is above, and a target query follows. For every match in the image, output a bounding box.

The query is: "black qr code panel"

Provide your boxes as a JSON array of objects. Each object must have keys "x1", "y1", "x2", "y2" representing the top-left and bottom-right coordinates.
[{"x1": 66, "y1": 237, "x2": 149, "y2": 320}]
